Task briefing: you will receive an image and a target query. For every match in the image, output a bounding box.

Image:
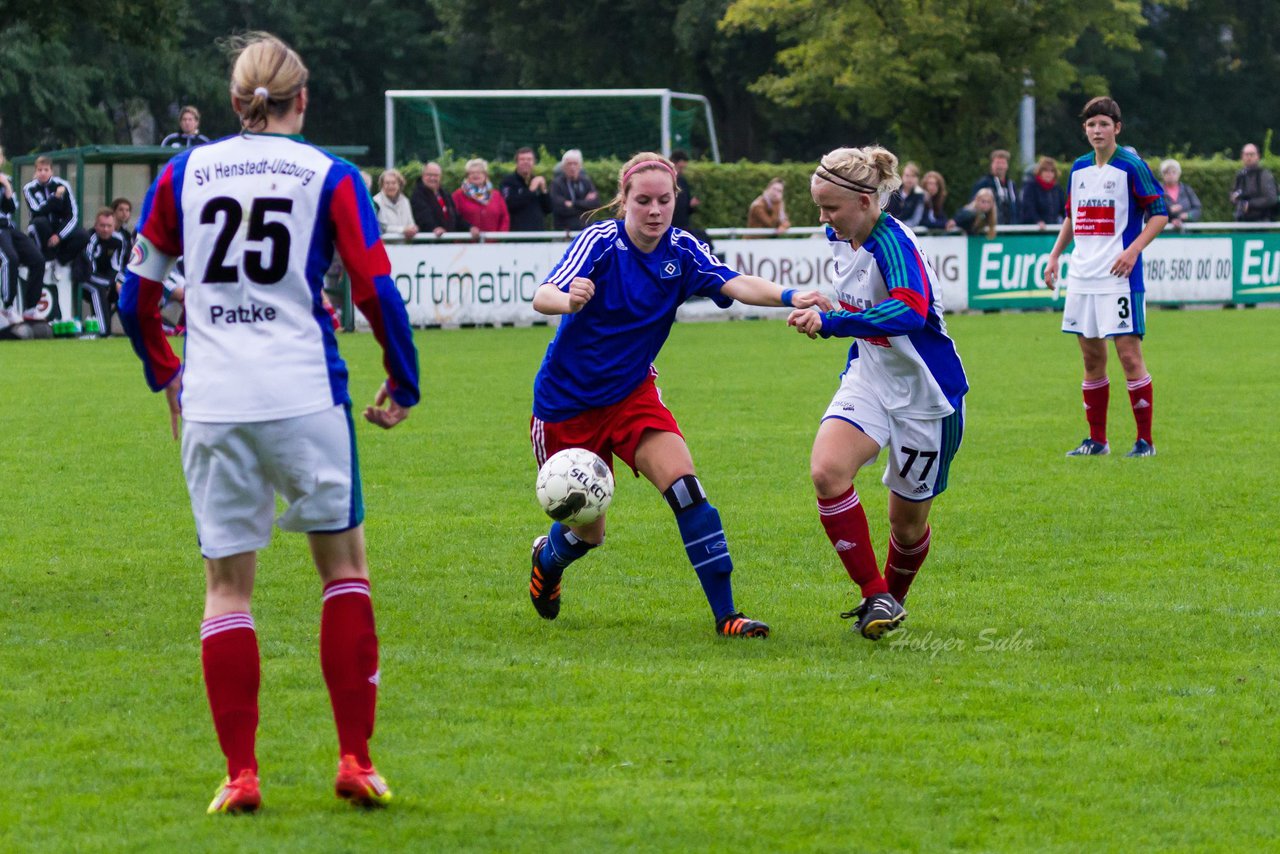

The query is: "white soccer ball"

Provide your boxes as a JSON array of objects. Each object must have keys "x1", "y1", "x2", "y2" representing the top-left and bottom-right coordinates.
[{"x1": 535, "y1": 448, "x2": 614, "y2": 525}]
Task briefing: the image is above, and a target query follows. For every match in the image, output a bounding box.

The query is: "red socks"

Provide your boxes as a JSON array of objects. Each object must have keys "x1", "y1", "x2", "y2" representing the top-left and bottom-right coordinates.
[
  {"x1": 201, "y1": 612, "x2": 260, "y2": 778},
  {"x1": 321, "y1": 578, "x2": 379, "y2": 768},
  {"x1": 886, "y1": 527, "x2": 931, "y2": 604},
  {"x1": 1127, "y1": 375, "x2": 1154, "y2": 444},
  {"x1": 1082, "y1": 377, "x2": 1109, "y2": 444},
  {"x1": 818, "y1": 486, "x2": 887, "y2": 597}
]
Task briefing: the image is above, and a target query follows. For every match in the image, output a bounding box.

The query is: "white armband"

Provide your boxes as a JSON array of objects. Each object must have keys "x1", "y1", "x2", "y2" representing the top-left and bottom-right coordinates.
[{"x1": 127, "y1": 236, "x2": 178, "y2": 282}]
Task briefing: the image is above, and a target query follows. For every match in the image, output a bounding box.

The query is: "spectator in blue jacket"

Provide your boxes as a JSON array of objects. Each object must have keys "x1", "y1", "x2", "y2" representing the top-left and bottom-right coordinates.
[{"x1": 1019, "y1": 156, "x2": 1066, "y2": 228}]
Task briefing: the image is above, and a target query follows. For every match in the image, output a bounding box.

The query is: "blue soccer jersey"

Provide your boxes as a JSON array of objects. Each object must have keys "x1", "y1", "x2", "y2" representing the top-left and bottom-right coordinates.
[
  {"x1": 819, "y1": 214, "x2": 968, "y2": 417},
  {"x1": 533, "y1": 221, "x2": 738, "y2": 422}
]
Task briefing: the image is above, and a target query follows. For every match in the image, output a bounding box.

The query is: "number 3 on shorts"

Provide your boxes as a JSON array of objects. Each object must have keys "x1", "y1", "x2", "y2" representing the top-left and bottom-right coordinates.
[{"x1": 1116, "y1": 296, "x2": 1130, "y2": 319}]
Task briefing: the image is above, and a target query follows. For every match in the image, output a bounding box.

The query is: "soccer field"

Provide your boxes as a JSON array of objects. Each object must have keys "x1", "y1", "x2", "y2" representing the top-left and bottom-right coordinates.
[{"x1": 3, "y1": 309, "x2": 1277, "y2": 851}]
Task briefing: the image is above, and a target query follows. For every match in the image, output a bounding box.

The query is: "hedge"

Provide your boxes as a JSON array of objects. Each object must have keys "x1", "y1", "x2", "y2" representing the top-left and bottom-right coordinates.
[{"x1": 371, "y1": 153, "x2": 1280, "y2": 230}]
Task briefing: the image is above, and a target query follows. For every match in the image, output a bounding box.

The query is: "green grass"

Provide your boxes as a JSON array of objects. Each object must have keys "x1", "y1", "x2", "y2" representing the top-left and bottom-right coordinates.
[{"x1": 2, "y1": 309, "x2": 1278, "y2": 852}]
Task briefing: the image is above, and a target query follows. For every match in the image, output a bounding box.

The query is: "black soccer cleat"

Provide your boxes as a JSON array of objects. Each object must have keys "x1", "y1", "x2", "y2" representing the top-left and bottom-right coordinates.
[
  {"x1": 841, "y1": 592, "x2": 907, "y2": 640},
  {"x1": 529, "y1": 536, "x2": 561, "y2": 620},
  {"x1": 716, "y1": 612, "x2": 770, "y2": 638}
]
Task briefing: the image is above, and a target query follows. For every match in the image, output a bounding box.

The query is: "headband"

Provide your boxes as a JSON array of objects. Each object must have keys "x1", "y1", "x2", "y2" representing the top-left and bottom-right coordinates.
[
  {"x1": 814, "y1": 165, "x2": 879, "y2": 194},
  {"x1": 622, "y1": 160, "x2": 677, "y2": 186}
]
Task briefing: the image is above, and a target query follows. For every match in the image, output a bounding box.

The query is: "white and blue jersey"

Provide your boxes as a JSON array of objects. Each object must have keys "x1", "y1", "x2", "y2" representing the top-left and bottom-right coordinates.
[
  {"x1": 120, "y1": 132, "x2": 418, "y2": 422},
  {"x1": 1065, "y1": 148, "x2": 1166, "y2": 295},
  {"x1": 819, "y1": 214, "x2": 967, "y2": 418},
  {"x1": 533, "y1": 221, "x2": 737, "y2": 422}
]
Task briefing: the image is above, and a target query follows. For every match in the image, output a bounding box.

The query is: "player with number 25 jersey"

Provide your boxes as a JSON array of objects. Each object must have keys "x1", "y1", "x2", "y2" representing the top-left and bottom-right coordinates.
[
  {"x1": 122, "y1": 132, "x2": 416, "y2": 421},
  {"x1": 119, "y1": 33, "x2": 417, "y2": 815}
]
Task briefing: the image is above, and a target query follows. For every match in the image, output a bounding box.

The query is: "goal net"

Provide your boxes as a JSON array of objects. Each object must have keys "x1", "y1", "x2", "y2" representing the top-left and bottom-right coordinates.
[{"x1": 384, "y1": 89, "x2": 720, "y2": 167}]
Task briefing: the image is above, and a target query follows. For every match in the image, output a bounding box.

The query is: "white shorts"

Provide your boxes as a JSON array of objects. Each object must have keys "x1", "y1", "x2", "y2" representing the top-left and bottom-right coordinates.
[
  {"x1": 822, "y1": 382, "x2": 964, "y2": 501},
  {"x1": 1061, "y1": 291, "x2": 1146, "y2": 338},
  {"x1": 181, "y1": 404, "x2": 362, "y2": 559}
]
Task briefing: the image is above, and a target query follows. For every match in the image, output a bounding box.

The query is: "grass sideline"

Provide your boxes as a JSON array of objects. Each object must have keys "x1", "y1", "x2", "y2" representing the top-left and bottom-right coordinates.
[{"x1": 2, "y1": 309, "x2": 1277, "y2": 851}]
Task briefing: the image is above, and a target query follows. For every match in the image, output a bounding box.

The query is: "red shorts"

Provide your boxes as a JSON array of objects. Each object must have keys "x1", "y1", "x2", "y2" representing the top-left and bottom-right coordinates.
[{"x1": 531, "y1": 374, "x2": 682, "y2": 477}]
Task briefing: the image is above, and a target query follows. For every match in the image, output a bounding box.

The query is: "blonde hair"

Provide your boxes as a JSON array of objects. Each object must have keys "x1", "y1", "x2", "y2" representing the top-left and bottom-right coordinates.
[
  {"x1": 966, "y1": 188, "x2": 998, "y2": 238},
  {"x1": 179, "y1": 105, "x2": 201, "y2": 123},
  {"x1": 464, "y1": 158, "x2": 489, "y2": 176},
  {"x1": 813, "y1": 146, "x2": 902, "y2": 210},
  {"x1": 603, "y1": 151, "x2": 678, "y2": 219},
  {"x1": 227, "y1": 32, "x2": 309, "y2": 132},
  {"x1": 1160, "y1": 158, "x2": 1181, "y2": 180},
  {"x1": 379, "y1": 169, "x2": 405, "y2": 192}
]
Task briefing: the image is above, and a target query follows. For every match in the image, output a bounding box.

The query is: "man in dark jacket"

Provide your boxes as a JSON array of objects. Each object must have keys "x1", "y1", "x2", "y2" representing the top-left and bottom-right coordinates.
[
  {"x1": 74, "y1": 208, "x2": 126, "y2": 336},
  {"x1": 0, "y1": 158, "x2": 46, "y2": 317},
  {"x1": 500, "y1": 147, "x2": 551, "y2": 231},
  {"x1": 670, "y1": 150, "x2": 702, "y2": 231},
  {"x1": 24, "y1": 155, "x2": 89, "y2": 265},
  {"x1": 550, "y1": 149, "x2": 598, "y2": 230},
  {"x1": 970, "y1": 148, "x2": 1019, "y2": 225},
  {"x1": 411, "y1": 162, "x2": 462, "y2": 235},
  {"x1": 1231, "y1": 144, "x2": 1277, "y2": 222}
]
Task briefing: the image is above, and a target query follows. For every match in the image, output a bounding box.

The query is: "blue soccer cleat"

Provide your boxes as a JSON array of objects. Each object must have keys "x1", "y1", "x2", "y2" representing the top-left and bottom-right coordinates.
[
  {"x1": 1125, "y1": 439, "x2": 1156, "y2": 458},
  {"x1": 1066, "y1": 437, "x2": 1109, "y2": 457}
]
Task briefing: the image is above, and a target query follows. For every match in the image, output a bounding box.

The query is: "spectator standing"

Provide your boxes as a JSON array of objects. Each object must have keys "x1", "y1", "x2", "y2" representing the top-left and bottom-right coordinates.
[
  {"x1": 500, "y1": 147, "x2": 551, "y2": 231},
  {"x1": 0, "y1": 147, "x2": 46, "y2": 318},
  {"x1": 411, "y1": 161, "x2": 461, "y2": 235},
  {"x1": 161, "y1": 106, "x2": 211, "y2": 149},
  {"x1": 550, "y1": 149, "x2": 599, "y2": 230},
  {"x1": 372, "y1": 169, "x2": 419, "y2": 240},
  {"x1": 670, "y1": 150, "x2": 701, "y2": 231},
  {"x1": 452, "y1": 158, "x2": 509, "y2": 237},
  {"x1": 1159, "y1": 159, "x2": 1201, "y2": 230},
  {"x1": 885, "y1": 161, "x2": 926, "y2": 227},
  {"x1": 970, "y1": 148, "x2": 1019, "y2": 224},
  {"x1": 954, "y1": 188, "x2": 998, "y2": 238},
  {"x1": 1230, "y1": 143, "x2": 1277, "y2": 222},
  {"x1": 746, "y1": 178, "x2": 790, "y2": 237},
  {"x1": 75, "y1": 208, "x2": 126, "y2": 335},
  {"x1": 24, "y1": 155, "x2": 89, "y2": 265},
  {"x1": 1019, "y1": 156, "x2": 1067, "y2": 227},
  {"x1": 920, "y1": 170, "x2": 952, "y2": 230}
]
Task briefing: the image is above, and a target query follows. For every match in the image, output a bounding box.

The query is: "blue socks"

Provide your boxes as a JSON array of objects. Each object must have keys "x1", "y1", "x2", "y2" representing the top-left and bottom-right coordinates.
[
  {"x1": 665, "y1": 475, "x2": 736, "y2": 620},
  {"x1": 537, "y1": 521, "x2": 596, "y2": 577},
  {"x1": 534, "y1": 476, "x2": 738, "y2": 621}
]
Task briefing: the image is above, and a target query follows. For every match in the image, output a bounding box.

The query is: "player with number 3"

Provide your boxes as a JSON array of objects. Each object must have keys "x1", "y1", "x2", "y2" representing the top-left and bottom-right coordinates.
[{"x1": 1044, "y1": 97, "x2": 1167, "y2": 458}]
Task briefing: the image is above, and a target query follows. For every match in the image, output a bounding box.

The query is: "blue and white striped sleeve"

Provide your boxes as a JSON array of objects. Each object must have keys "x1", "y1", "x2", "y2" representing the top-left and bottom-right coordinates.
[{"x1": 544, "y1": 221, "x2": 616, "y2": 290}]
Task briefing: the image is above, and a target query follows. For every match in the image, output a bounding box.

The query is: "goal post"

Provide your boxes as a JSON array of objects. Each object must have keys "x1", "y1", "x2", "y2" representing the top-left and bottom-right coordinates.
[{"x1": 384, "y1": 89, "x2": 721, "y2": 168}]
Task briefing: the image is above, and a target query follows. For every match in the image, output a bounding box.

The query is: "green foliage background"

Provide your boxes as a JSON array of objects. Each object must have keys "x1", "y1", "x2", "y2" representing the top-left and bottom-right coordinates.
[{"x1": 376, "y1": 154, "x2": 1273, "y2": 228}]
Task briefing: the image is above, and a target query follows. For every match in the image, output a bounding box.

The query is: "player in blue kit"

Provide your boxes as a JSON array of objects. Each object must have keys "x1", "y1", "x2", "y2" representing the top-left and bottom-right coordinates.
[
  {"x1": 1044, "y1": 97, "x2": 1167, "y2": 458},
  {"x1": 527, "y1": 151, "x2": 832, "y2": 638},
  {"x1": 120, "y1": 33, "x2": 417, "y2": 813},
  {"x1": 788, "y1": 146, "x2": 968, "y2": 640}
]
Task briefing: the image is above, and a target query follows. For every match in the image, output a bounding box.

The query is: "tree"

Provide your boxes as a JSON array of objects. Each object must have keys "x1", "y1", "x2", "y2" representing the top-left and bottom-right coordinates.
[{"x1": 720, "y1": 0, "x2": 1158, "y2": 189}]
